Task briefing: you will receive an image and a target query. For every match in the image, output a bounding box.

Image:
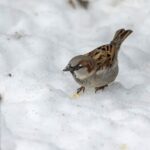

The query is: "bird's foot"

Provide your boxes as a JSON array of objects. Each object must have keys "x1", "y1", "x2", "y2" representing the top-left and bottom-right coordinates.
[
  {"x1": 95, "y1": 85, "x2": 108, "y2": 93},
  {"x1": 77, "y1": 86, "x2": 85, "y2": 94}
]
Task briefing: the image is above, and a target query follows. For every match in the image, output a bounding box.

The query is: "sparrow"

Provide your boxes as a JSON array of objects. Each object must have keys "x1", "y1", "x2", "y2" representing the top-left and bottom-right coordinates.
[
  {"x1": 68, "y1": 0, "x2": 89, "y2": 9},
  {"x1": 63, "y1": 28, "x2": 133, "y2": 94}
]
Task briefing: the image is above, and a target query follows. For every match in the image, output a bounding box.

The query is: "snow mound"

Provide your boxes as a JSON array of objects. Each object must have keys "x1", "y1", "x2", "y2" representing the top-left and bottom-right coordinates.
[{"x1": 0, "y1": 0, "x2": 150, "y2": 150}]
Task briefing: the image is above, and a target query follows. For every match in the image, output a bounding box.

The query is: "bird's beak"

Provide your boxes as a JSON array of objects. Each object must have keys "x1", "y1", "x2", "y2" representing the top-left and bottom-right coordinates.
[{"x1": 63, "y1": 66, "x2": 70, "y2": 72}]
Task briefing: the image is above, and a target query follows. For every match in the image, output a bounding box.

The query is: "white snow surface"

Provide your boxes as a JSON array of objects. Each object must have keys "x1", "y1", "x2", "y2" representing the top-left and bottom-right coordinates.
[{"x1": 0, "y1": 0, "x2": 150, "y2": 150}]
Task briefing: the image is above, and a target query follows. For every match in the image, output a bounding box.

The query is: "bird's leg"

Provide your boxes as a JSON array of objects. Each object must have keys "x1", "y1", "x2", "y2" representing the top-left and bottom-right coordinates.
[
  {"x1": 77, "y1": 86, "x2": 85, "y2": 94},
  {"x1": 95, "y1": 85, "x2": 108, "y2": 93}
]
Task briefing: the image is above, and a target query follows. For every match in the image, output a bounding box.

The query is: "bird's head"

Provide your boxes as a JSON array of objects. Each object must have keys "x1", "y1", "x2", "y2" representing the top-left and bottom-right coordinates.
[{"x1": 63, "y1": 55, "x2": 96, "y2": 80}]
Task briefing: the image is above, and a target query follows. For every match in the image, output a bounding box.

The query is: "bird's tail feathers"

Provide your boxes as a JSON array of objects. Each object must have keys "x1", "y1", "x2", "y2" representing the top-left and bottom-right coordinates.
[{"x1": 111, "y1": 28, "x2": 133, "y2": 47}]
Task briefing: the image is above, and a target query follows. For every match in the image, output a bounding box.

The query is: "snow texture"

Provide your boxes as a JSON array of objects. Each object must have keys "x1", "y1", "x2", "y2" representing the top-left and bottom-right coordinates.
[{"x1": 0, "y1": 0, "x2": 150, "y2": 150}]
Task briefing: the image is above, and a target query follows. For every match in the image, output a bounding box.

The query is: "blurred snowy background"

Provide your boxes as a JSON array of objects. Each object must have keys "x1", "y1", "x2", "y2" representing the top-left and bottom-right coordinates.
[{"x1": 0, "y1": 0, "x2": 150, "y2": 150}]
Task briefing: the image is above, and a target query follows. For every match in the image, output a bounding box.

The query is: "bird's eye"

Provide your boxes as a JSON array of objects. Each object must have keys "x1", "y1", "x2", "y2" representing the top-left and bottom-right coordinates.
[
  {"x1": 73, "y1": 64, "x2": 83, "y2": 71},
  {"x1": 78, "y1": 64, "x2": 83, "y2": 67}
]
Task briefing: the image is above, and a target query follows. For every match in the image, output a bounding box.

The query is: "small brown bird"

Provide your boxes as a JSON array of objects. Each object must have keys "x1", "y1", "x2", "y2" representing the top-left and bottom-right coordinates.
[{"x1": 63, "y1": 28, "x2": 133, "y2": 94}]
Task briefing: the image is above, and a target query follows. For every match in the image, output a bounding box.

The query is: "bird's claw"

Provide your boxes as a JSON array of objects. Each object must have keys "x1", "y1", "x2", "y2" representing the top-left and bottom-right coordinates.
[
  {"x1": 95, "y1": 85, "x2": 108, "y2": 93},
  {"x1": 77, "y1": 86, "x2": 85, "y2": 94}
]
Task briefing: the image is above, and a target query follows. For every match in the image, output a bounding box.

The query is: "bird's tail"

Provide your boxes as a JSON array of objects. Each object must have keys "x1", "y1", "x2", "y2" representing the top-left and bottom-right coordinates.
[{"x1": 110, "y1": 28, "x2": 133, "y2": 48}]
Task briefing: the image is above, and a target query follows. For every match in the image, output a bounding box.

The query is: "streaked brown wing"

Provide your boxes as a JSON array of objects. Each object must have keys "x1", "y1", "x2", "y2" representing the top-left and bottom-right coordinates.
[{"x1": 85, "y1": 44, "x2": 116, "y2": 70}]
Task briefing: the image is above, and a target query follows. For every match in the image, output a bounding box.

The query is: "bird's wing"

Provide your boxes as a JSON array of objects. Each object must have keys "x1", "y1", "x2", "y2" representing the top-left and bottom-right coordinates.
[{"x1": 85, "y1": 44, "x2": 116, "y2": 70}]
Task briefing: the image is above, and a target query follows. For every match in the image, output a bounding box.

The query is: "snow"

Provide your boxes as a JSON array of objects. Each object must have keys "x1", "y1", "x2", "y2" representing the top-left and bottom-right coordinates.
[{"x1": 0, "y1": 0, "x2": 150, "y2": 150}]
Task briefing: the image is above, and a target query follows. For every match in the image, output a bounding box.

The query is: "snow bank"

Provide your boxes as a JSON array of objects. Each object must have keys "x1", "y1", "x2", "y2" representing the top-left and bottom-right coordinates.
[{"x1": 0, "y1": 0, "x2": 150, "y2": 150}]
